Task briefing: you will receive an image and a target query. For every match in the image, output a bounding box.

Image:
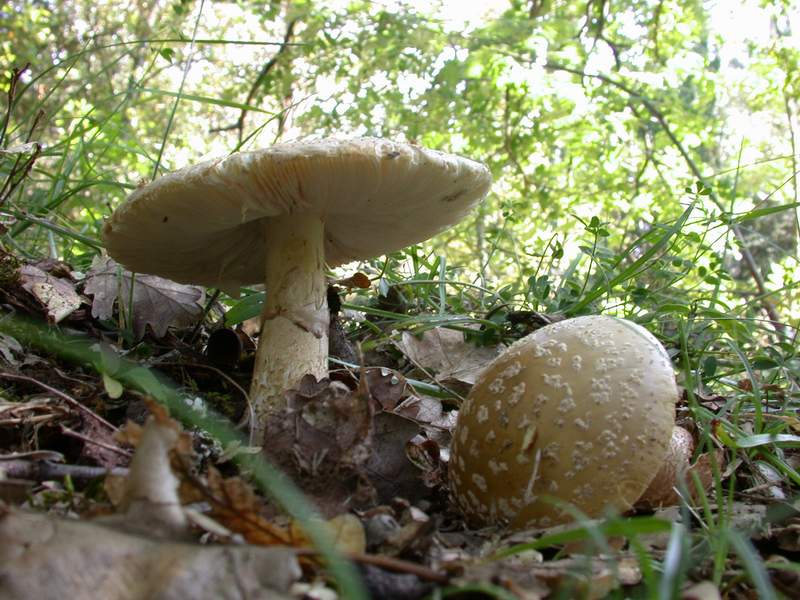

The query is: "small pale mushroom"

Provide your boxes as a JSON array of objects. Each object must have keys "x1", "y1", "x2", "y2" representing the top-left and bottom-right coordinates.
[
  {"x1": 635, "y1": 425, "x2": 695, "y2": 510},
  {"x1": 103, "y1": 138, "x2": 491, "y2": 441},
  {"x1": 448, "y1": 315, "x2": 678, "y2": 529},
  {"x1": 636, "y1": 425, "x2": 720, "y2": 509}
]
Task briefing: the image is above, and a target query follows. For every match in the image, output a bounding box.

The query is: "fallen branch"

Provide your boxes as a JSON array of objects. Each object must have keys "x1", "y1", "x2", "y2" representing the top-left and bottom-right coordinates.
[{"x1": 0, "y1": 458, "x2": 127, "y2": 481}]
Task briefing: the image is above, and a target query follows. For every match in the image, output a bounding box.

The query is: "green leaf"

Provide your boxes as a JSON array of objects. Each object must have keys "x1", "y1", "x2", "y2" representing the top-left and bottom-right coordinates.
[
  {"x1": 733, "y1": 202, "x2": 800, "y2": 224},
  {"x1": 138, "y1": 87, "x2": 280, "y2": 114},
  {"x1": 224, "y1": 292, "x2": 265, "y2": 326},
  {"x1": 158, "y1": 48, "x2": 175, "y2": 62},
  {"x1": 751, "y1": 357, "x2": 780, "y2": 370},
  {"x1": 102, "y1": 372, "x2": 124, "y2": 399},
  {"x1": 730, "y1": 433, "x2": 800, "y2": 449}
]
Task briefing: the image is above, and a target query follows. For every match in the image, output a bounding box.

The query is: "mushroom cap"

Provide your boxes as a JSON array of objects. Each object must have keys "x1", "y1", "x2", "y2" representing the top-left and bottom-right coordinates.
[
  {"x1": 103, "y1": 138, "x2": 491, "y2": 294},
  {"x1": 449, "y1": 315, "x2": 677, "y2": 529}
]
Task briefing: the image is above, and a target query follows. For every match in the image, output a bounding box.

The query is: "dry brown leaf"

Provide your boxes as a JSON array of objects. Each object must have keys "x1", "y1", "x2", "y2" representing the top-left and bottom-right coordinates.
[
  {"x1": 19, "y1": 264, "x2": 82, "y2": 323},
  {"x1": 771, "y1": 518, "x2": 800, "y2": 552},
  {"x1": 768, "y1": 555, "x2": 800, "y2": 597},
  {"x1": 205, "y1": 467, "x2": 292, "y2": 547},
  {"x1": 395, "y1": 326, "x2": 502, "y2": 392},
  {"x1": 362, "y1": 368, "x2": 411, "y2": 411},
  {"x1": 326, "y1": 513, "x2": 367, "y2": 554},
  {"x1": 459, "y1": 554, "x2": 641, "y2": 600},
  {"x1": 1, "y1": 401, "x2": 301, "y2": 599},
  {"x1": 0, "y1": 332, "x2": 22, "y2": 365},
  {"x1": 264, "y1": 376, "x2": 377, "y2": 516},
  {"x1": 334, "y1": 272, "x2": 371, "y2": 289},
  {"x1": 84, "y1": 256, "x2": 204, "y2": 338},
  {"x1": 0, "y1": 507, "x2": 300, "y2": 600},
  {"x1": 366, "y1": 411, "x2": 424, "y2": 502},
  {"x1": 395, "y1": 394, "x2": 457, "y2": 432},
  {"x1": 290, "y1": 513, "x2": 367, "y2": 555}
]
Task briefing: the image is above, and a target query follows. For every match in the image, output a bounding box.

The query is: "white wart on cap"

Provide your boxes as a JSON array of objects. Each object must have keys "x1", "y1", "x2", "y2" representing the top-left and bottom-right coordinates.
[
  {"x1": 449, "y1": 315, "x2": 677, "y2": 529},
  {"x1": 103, "y1": 138, "x2": 491, "y2": 439}
]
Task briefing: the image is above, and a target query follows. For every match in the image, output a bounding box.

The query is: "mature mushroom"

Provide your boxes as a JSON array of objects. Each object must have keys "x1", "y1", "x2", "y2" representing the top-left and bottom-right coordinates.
[
  {"x1": 103, "y1": 138, "x2": 491, "y2": 439},
  {"x1": 448, "y1": 315, "x2": 677, "y2": 529}
]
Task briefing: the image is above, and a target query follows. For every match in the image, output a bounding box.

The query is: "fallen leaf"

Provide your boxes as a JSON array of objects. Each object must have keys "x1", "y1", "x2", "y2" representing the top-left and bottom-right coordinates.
[
  {"x1": 18, "y1": 264, "x2": 82, "y2": 323},
  {"x1": 362, "y1": 367, "x2": 411, "y2": 411},
  {"x1": 84, "y1": 256, "x2": 204, "y2": 338},
  {"x1": 326, "y1": 513, "x2": 367, "y2": 554},
  {"x1": 0, "y1": 332, "x2": 22, "y2": 365},
  {"x1": 374, "y1": 504, "x2": 433, "y2": 556},
  {"x1": 750, "y1": 460, "x2": 788, "y2": 500},
  {"x1": 204, "y1": 467, "x2": 293, "y2": 547},
  {"x1": 395, "y1": 326, "x2": 502, "y2": 393},
  {"x1": 265, "y1": 376, "x2": 377, "y2": 516},
  {"x1": 460, "y1": 554, "x2": 641, "y2": 600},
  {"x1": 395, "y1": 394, "x2": 456, "y2": 432},
  {"x1": 770, "y1": 518, "x2": 800, "y2": 552},
  {"x1": 366, "y1": 411, "x2": 425, "y2": 502},
  {"x1": 291, "y1": 514, "x2": 367, "y2": 555},
  {"x1": 1, "y1": 403, "x2": 300, "y2": 599},
  {"x1": 768, "y1": 555, "x2": 800, "y2": 597},
  {"x1": 334, "y1": 272, "x2": 371, "y2": 289},
  {"x1": 0, "y1": 507, "x2": 300, "y2": 599}
]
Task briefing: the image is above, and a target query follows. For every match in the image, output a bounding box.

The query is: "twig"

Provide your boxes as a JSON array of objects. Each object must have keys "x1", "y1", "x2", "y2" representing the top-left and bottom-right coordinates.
[
  {"x1": 59, "y1": 424, "x2": 133, "y2": 458},
  {"x1": 188, "y1": 288, "x2": 221, "y2": 343},
  {"x1": 210, "y1": 18, "x2": 298, "y2": 141},
  {"x1": 0, "y1": 66, "x2": 44, "y2": 209},
  {"x1": 0, "y1": 458, "x2": 128, "y2": 481},
  {"x1": 782, "y1": 89, "x2": 799, "y2": 239},
  {"x1": 349, "y1": 552, "x2": 450, "y2": 584},
  {"x1": 0, "y1": 142, "x2": 41, "y2": 204},
  {"x1": 0, "y1": 63, "x2": 29, "y2": 147},
  {"x1": 0, "y1": 371, "x2": 118, "y2": 432},
  {"x1": 503, "y1": 86, "x2": 531, "y2": 195},
  {"x1": 544, "y1": 61, "x2": 787, "y2": 335},
  {"x1": 295, "y1": 548, "x2": 449, "y2": 584}
]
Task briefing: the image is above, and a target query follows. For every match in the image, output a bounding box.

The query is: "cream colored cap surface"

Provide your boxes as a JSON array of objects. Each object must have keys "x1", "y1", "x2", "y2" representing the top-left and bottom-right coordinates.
[
  {"x1": 103, "y1": 138, "x2": 491, "y2": 293},
  {"x1": 449, "y1": 315, "x2": 677, "y2": 529}
]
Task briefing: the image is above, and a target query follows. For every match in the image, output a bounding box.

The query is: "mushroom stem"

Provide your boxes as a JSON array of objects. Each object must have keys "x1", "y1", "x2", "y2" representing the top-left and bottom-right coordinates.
[{"x1": 251, "y1": 213, "x2": 329, "y2": 438}]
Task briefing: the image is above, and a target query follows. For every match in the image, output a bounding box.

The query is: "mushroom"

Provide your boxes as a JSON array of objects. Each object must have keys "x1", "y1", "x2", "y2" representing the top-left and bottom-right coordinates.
[
  {"x1": 636, "y1": 425, "x2": 719, "y2": 509},
  {"x1": 103, "y1": 138, "x2": 491, "y2": 439},
  {"x1": 635, "y1": 425, "x2": 694, "y2": 510},
  {"x1": 448, "y1": 315, "x2": 677, "y2": 529}
]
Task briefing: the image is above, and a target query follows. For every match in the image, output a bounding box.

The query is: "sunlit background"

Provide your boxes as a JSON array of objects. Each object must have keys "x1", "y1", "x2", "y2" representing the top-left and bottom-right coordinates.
[{"x1": 2, "y1": 0, "x2": 799, "y2": 324}]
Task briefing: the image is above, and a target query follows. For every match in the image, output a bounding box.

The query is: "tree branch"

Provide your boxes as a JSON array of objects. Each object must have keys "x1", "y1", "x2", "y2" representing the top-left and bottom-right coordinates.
[
  {"x1": 210, "y1": 18, "x2": 298, "y2": 141},
  {"x1": 783, "y1": 88, "x2": 799, "y2": 241},
  {"x1": 544, "y1": 61, "x2": 786, "y2": 334}
]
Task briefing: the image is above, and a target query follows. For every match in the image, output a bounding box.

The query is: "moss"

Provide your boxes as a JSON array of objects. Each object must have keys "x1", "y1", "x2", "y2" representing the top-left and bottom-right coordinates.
[{"x1": 204, "y1": 390, "x2": 244, "y2": 422}]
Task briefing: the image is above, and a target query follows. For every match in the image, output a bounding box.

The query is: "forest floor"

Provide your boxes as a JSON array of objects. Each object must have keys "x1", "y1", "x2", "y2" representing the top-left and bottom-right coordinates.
[{"x1": 0, "y1": 253, "x2": 798, "y2": 600}]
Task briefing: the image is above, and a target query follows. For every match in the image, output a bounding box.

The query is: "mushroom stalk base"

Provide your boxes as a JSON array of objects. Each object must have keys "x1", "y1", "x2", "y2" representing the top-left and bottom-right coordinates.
[{"x1": 251, "y1": 213, "x2": 329, "y2": 441}]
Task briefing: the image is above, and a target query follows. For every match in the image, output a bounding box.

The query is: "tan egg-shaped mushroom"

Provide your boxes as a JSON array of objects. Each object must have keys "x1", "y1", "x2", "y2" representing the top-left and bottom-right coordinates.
[{"x1": 449, "y1": 315, "x2": 677, "y2": 529}]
